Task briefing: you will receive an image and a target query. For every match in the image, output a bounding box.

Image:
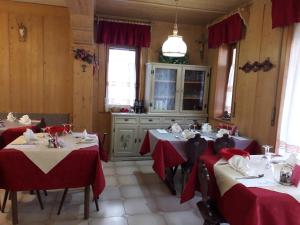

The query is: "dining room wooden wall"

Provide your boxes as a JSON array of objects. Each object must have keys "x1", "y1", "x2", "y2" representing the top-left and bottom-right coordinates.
[
  {"x1": 208, "y1": 0, "x2": 289, "y2": 147},
  {"x1": 0, "y1": 1, "x2": 72, "y2": 114}
]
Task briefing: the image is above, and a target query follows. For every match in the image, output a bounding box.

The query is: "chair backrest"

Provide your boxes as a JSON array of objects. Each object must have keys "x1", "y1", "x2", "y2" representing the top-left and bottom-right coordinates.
[
  {"x1": 185, "y1": 134, "x2": 208, "y2": 170},
  {"x1": 35, "y1": 118, "x2": 47, "y2": 133},
  {"x1": 198, "y1": 160, "x2": 210, "y2": 203},
  {"x1": 213, "y1": 134, "x2": 235, "y2": 154}
]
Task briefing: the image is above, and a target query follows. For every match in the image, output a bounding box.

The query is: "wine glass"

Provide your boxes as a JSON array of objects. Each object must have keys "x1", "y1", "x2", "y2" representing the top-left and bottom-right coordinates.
[{"x1": 262, "y1": 145, "x2": 273, "y2": 169}]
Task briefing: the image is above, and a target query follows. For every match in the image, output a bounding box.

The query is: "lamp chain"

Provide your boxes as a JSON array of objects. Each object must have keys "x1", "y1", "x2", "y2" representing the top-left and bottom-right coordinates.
[{"x1": 173, "y1": 0, "x2": 179, "y2": 35}]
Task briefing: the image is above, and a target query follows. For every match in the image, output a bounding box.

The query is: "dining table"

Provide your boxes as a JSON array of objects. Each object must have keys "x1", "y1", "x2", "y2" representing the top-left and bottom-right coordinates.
[
  {"x1": 140, "y1": 129, "x2": 260, "y2": 202},
  {"x1": 203, "y1": 154, "x2": 300, "y2": 225},
  {"x1": 0, "y1": 119, "x2": 40, "y2": 149},
  {"x1": 0, "y1": 133, "x2": 106, "y2": 225}
]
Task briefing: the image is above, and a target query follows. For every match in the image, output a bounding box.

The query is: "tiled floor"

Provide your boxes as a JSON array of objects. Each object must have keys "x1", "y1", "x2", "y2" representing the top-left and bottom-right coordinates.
[{"x1": 0, "y1": 160, "x2": 205, "y2": 225}]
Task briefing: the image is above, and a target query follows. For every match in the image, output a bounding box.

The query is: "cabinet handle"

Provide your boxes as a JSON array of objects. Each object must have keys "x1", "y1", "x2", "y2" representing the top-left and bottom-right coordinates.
[
  {"x1": 134, "y1": 138, "x2": 137, "y2": 143},
  {"x1": 171, "y1": 119, "x2": 175, "y2": 122},
  {"x1": 139, "y1": 138, "x2": 141, "y2": 143},
  {"x1": 148, "y1": 119, "x2": 153, "y2": 122},
  {"x1": 124, "y1": 118, "x2": 129, "y2": 122}
]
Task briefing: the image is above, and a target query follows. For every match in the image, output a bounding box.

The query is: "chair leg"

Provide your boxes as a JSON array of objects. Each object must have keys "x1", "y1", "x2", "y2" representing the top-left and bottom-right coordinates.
[
  {"x1": 84, "y1": 186, "x2": 90, "y2": 219},
  {"x1": 94, "y1": 197, "x2": 99, "y2": 212},
  {"x1": 43, "y1": 190, "x2": 48, "y2": 196},
  {"x1": 2, "y1": 190, "x2": 9, "y2": 213},
  {"x1": 35, "y1": 190, "x2": 44, "y2": 210},
  {"x1": 57, "y1": 188, "x2": 68, "y2": 215},
  {"x1": 11, "y1": 192, "x2": 18, "y2": 225}
]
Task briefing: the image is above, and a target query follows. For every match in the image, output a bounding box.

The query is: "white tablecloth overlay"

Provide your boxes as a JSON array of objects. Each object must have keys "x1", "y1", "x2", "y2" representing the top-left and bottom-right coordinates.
[
  {"x1": 5, "y1": 134, "x2": 98, "y2": 174},
  {"x1": 214, "y1": 155, "x2": 300, "y2": 203}
]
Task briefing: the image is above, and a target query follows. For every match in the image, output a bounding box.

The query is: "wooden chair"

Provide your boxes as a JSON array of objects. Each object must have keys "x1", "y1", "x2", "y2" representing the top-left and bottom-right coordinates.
[
  {"x1": 181, "y1": 134, "x2": 208, "y2": 191},
  {"x1": 197, "y1": 160, "x2": 226, "y2": 225},
  {"x1": 213, "y1": 134, "x2": 235, "y2": 154},
  {"x1": 57, "y1": 132, "x2": 108, "y2": 215}
]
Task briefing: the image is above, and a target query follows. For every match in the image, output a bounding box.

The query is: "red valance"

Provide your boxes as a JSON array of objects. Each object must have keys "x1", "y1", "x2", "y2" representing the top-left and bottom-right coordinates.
[
  {"x1": 208, "y1": 14, "x2": 244, "y2": 49},
  {"x1": 94, "y1": 21, "x2": 151, "y2": 48},
  {"x1": 272, "y1": 0, "x2": 300, "y2": 28}
]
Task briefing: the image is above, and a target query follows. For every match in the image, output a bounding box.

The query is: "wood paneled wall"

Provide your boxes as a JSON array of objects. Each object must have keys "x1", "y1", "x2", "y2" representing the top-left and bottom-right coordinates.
[
  {"x1": 208, "y1": 0, "x2": 289, "y2": 147},
  {"x1": 0, "y1": 1, "x2": 72, "y2": 114}
]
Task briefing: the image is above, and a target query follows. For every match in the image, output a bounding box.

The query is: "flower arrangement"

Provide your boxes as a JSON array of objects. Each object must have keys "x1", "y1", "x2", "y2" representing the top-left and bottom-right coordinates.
[{"x1": 73, "y1": 48, "x2": 99, "y2": 73}]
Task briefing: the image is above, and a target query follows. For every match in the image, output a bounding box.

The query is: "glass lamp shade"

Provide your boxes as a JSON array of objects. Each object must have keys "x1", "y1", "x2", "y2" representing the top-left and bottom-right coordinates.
[{"x1": 162, "y1": 34, "x2": 187, "y2": 57}]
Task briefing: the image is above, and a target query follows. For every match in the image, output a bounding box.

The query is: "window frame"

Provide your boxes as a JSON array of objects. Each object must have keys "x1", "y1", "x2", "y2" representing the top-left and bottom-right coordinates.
[{"x1": 105, "y1": 46, "x2": 140, "y2": 109}]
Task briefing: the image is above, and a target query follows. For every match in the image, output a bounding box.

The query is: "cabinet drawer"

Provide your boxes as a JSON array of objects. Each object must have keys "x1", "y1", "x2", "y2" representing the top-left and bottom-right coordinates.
[
  {"x1": 115, "y1": 117, "x2": 138, "y2": 124},
  {"x1": 161, "y1": 117, "x2": 184, "y2": 124},
  {"x1": 140, "y1": 117, "x2": 161, "y2": 124},
  {"x1": 185, "y1": 118, "x2": 207, "y2": 125}
]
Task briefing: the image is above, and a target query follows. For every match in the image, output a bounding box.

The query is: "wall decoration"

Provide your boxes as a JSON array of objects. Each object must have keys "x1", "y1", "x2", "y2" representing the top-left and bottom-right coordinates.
[
  {"x1": 18, "y1": 23, "x2": 27, "y2": 42},
  {"x1": 73, "y1": 48, "x2": 99, "y2": 73},
  {"x1": 239, "y1": 61, "x2": 253, "y2": 73},
  {"x1": 159, "y1": 50, "x2": 189, "y2": 64},
  {"x1": 239, "y1": 58, "x2": 274, "y2": 73}
]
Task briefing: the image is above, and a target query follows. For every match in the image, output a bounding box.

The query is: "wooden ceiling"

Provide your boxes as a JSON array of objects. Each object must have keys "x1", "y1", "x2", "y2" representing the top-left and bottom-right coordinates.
[
  {"x1": 95, "y1": 0, "x2": 252, "y2": 25},
  {"x1": 13, "y1": 0, "x2": 251, "y2": 25}
]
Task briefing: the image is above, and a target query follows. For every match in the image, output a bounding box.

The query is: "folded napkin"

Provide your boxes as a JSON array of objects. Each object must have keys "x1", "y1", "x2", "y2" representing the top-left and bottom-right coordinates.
[
  {"x1": 7, "y1": 112, "x2": 16, "y2": 122},
  {"x1": 201, "y1": 123, "x2": 212, "y2": 133},
  {"x1": 23, "y1": 128, "x2": 37, "y2": 143},
  {"x1": 171, "y1": 123, "x2": 182, "y2": 134},
  {"x1": 19, "y1": 114, "x2": 31, "y2": 125},
  {"x1": 181, "y1": 129, "x2": 195, "y2": 140},
  {"x1": 286, "y1": 153, "x2": 298, "y2": 167},
  {"x1": 82, "y1": 129, "x2": 88, "y2": 139},
  {"x1": 228, "y1": 155, "x2": 251, "y2": 176},
  {"x1": 216, "y1": 128, "x2": 230, "y2": 138}
]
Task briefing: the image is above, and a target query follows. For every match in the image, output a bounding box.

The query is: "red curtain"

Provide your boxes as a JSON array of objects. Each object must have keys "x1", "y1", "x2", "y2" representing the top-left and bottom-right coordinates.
[
  {"x1": 94, "y1": 20, "x2": 151, "y2": 48},
  {"x1": 272, "y1": 0, "x2": 300, "y2": 28},
  {"x1": 208, "y1": 14, "x2": 244, "y2": 49}
]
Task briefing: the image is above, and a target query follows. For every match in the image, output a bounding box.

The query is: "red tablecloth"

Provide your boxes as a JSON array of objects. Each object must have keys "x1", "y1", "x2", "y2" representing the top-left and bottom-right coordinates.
[
  {"x1": 0, "y1": 145, "x2": 105, "y2": 199},
  {"x1": 0, "y1": 125, "x2": 38, "y2": 149},
  {"x1": 202, "y1": 154, "x2": 300, "y2": 225},
  {"x1": 140, "y1": 130, "x2": 260, "y2": 203}
]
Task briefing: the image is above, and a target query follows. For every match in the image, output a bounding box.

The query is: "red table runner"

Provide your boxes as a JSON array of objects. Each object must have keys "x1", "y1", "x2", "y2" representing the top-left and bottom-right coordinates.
[{"x1": 0, "y1": 145, "x2": 105, "y2": 199}]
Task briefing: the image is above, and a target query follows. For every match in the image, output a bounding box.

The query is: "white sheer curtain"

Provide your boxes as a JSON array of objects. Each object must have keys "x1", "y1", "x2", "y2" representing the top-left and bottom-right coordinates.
[
  {"x1": 106, "y1": 48, "x2": 136, "y2": 111},
  {"x1": 279, "y1": 24, "x2": 300, "y2": 154}
]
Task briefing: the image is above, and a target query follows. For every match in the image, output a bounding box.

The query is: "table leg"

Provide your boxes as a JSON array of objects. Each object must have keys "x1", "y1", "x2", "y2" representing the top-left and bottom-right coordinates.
[
  {"x1": 164, "y1": 166, "x2": 178, "y2": 195},
  {"x1": 84, "y1": 186, "x2": 90, "y2": 219},
  {"x1": 11, "y1": 191, "x2": 18, "y2": 225}
]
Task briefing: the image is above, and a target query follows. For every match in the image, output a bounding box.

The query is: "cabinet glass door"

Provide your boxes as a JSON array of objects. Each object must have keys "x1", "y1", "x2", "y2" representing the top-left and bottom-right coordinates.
[
  {"x1": 153, "y1": 67, "x2": 178, "y2": 111},
  {"x1": 181, "y1": 69, "x2": 206, "y2": 111}
]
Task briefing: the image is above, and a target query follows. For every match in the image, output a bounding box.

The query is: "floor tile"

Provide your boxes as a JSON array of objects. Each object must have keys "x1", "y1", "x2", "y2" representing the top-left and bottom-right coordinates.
[
  {"x1": 135, "y1": 160, "x2": 154, "y2": 166},
  {"x1": 127, "y1": 214, "x2": 167, "y2": 225},
  {"x1": 99, "y1": 187, "x2": 122, "y2": 201},
  {"x1": 50, "y1": 219, "x2": 88, "y2": 225},
  {"x1": 105, "y1": 176, "x2": 119, "y2": 187},
  {"x1": 123, "y1": 198, "x2": 157, "y2": 215},
  {"x1": 91, "y1": 200, "x2": 125, "y2": 218},
  {"x1": 118, "y1": 175, "x2": 144, "y2": 186},
  {"x1": 103, "y1": 167, "x2": 116, "y2": 176},
  {"x1": 154, "y1": 196, "x2": 192, "y2": 212},
  {"x1": 115, "y1": 166, "x2": 140, "y2": 175},
  {"x1": 90, "y1": 217, "x2": 128, "y2": 225},
  {"x1": 115, "y1": 161, "x2": 136, "y2": 167},
  {"x1": 163, "y1": 210, "x2": 204, "y2": 225},
  {"x1": 102, "y1": 162, "x2": 115, "y2": 168},
  {"x1": 120, "y1": 185, "x2": 150, "y2": 198},
  {"x1": 138, "y1": 165, "x2": 154, "y2": 174},
  {"x1": 147, "y1": 183, "x2": 171, "y2": 197}
]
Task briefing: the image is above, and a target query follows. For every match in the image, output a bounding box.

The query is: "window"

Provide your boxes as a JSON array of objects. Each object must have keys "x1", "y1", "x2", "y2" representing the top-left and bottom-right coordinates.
[
  {"x1": 278, "y1": 24, "x2": 300, "y2": 155},
  {"x1": 106, "y1": 47, "x2": 137, "y2": 109},
  {"x1": 224, "y1": 44, "x2": 237, "y2": 115}
]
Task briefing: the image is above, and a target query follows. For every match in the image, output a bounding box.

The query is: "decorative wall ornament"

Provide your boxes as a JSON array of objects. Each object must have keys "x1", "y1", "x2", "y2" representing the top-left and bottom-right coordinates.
[
  {"x1": 18, "y1": 23, "x2": 27, "y2": 42},
  {"x1": 73, "y1": 48, "x2": 99, "y2": 73},
  {"x1": 239, "y1": 58, "x2": 274, "y2": 73}
]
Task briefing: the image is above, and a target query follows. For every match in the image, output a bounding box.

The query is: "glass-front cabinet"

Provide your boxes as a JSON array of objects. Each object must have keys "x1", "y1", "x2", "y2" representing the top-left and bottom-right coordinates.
[
  {"x1": 145, "y1": 63, "x2": 210, "y2": 114},
  {"x1": 151, "y1": 65, "x2": 181, "y2": 112}
]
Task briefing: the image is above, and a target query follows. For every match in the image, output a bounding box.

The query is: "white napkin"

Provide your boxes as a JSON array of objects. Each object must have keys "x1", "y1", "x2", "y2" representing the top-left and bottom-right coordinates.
[
  {"x1": 181, "y1": 129, "x2": 195, "y2": 140},
  {"x1": 201, "y1": 123, "x2": 212, "y2": 133},
  {"x1": 286, "y1": 153, "x2": 298, "y2": 167},
  {"x1": 19, "y1": 115, "x2": 31, "y2": 125},
  {"x1": 82, "y1": 129, "x2": 88, "y2": 139},
  {"x1": 171, "y1": 123, "x2": 182, "y2": 133},
  {"x1": 216, "y1": 128, "x2": 230, "y2": 138},
  {"x1": 228, "y1": 155, "x2": 251, "y2": 176},
  {"x1": 23, "y1": 128, "x2": 37, "y2": 143},
  {"x1": 7, "y1": 112, "x2": 16, "y2": 122}
]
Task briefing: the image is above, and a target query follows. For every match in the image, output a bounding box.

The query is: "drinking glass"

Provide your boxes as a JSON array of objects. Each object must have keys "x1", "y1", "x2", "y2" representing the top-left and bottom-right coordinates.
[{"x1": 262, "y1": 145, "x2": 273, "y2": 169}]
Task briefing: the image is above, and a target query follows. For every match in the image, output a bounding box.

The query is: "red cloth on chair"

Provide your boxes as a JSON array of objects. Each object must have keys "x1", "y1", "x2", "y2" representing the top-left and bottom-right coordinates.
[
  {"x1": 0, "y1": 146, "x2": 105, "y2": 199},
  {"x1": 219, "y1": 148, "x2": 250, "y2": 160}
]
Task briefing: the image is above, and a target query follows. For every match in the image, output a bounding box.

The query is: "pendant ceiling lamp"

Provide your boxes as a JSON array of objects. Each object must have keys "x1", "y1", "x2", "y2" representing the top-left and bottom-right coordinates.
[{"x1": 162, "y1": 0, "x2": 187, "y2": 57}]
